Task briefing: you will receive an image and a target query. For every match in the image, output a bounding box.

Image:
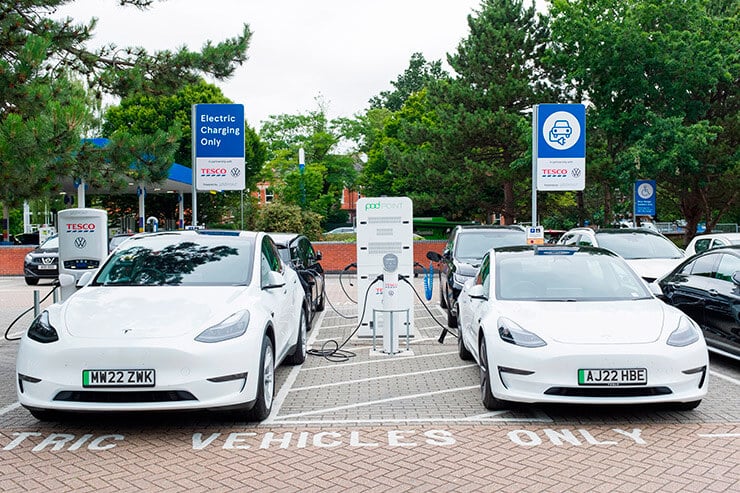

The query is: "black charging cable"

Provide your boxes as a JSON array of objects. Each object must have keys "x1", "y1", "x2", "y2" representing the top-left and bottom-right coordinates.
[
  {"x1": 308, "y1": 276, "x2": 381, "y2": 362},
  {"x1": 5, "y1": 281, "x2": 60, "y2": 341},
  {"x1": 338, "y1": 262, "x2": 357, "y2": 303},
  {"x1": 397, "y1": 274, "x2": 459, "y2": 343}
]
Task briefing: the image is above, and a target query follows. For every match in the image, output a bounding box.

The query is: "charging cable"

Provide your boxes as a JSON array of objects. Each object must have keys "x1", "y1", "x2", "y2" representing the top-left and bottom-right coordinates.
[
  {"x1": 308, "y1": 275, "x2": 381, "y2": 362},
  {"x1": 397, "y1": 275, "x2": 459, "y2": 343},
  {"x1": 5, "y1": 281, "x2": 60, "y2": 341},
  {"x1": 338, "y1": 262, "x2": 357, "y2": 303}
]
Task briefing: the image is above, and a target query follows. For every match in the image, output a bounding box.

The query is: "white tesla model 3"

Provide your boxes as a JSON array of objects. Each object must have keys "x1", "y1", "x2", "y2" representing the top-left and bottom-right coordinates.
[
  {"x1": 457, "y1": 245, "x2": 708, "y2": 411},
  {"x1": 16, "y1": 230, "x2": 308, "y2": 421}
]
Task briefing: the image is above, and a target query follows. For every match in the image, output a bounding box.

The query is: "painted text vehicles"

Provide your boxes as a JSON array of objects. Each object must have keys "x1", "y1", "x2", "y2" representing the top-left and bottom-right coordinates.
[
  {"x1": 16, "y1": 230, "x2": 308, "y2": 421},
  {"x1": 457, "y1": 245, "x2": 708, "y2": 410}
]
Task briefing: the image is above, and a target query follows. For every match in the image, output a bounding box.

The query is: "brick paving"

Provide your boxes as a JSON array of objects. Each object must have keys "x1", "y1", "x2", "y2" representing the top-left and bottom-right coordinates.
[{"x1": 0, "y1": 275, "x2": 738, "y2": 492}]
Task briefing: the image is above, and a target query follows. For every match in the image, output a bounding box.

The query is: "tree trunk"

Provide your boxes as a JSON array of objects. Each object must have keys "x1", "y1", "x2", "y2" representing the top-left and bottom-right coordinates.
[{"x1": 502, "y1": 180, "x2": 515, "y2": 225}]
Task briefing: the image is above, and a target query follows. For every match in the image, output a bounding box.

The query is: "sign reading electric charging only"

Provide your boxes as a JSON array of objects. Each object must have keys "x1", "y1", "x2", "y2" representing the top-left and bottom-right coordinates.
[{"x1": 192, "y1": 104, "x2": 245, "y2": 191}]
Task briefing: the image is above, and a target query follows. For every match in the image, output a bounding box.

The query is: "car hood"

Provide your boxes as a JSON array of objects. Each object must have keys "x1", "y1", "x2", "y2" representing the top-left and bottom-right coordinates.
[
  {"x1": 454, "y1": 261, "x2": 481, "y2": 277},
  {"x1": 625, "y1": 258, "x2": 684, "y2": 281},
  {"x1": 62, "y1": 286, "x2": 248, "y2": 339},
  {"x1": 501, "y1": 299, "x2": 666, "y2": 344}
]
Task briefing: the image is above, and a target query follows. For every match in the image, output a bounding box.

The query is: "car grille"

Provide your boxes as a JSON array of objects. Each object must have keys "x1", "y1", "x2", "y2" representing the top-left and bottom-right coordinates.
[
  {"x1": 544, "y1": 387, "x2": 672, "y2": 397},
  {"x1": 53, "y1": 390, "x2": 197, "y2": 403}
]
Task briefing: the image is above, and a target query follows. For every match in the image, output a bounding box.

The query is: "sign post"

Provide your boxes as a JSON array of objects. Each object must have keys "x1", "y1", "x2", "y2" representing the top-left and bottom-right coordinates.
[
  {"x1": 191, "y1": 104, "x2": 245, "y2": 226},
  {"x1": 532, "y1": 103, "x2": 586, "y2": 225},
  {"x1": 634, "y1": 179, "x2": 656, "y2": 224}
]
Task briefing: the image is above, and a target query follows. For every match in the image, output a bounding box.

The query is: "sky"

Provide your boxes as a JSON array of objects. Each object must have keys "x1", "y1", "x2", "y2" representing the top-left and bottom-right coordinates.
[{"x1": 57, "y1": 0, "x2": 485, "y2": 129}]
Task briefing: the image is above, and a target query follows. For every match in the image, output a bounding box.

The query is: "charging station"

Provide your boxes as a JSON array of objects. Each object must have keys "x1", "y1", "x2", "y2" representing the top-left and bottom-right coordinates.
[
  {"x1": 57, "y1": 208, "x2": 108, "y2": 300},
  {"x1": 356, "y1": 197, "x2": 414, "y2": 353}
]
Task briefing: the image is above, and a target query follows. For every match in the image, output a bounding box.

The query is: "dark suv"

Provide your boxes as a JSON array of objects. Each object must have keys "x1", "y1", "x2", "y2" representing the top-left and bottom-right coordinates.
[
  {"x1": 23, "y1": 235, "x2": 59, "y2": 285},
  {"x1": 427, "y1": 225, "x2": 527, "y2": 327}
]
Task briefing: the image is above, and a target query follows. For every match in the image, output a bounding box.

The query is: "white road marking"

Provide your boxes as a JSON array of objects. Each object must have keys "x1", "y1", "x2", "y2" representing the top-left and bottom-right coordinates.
[
  {"x1": 709, "y1": 369, "x2": 740, "y2": 386},
  {"x1": 291, "y1": 364, "x2": 477, "y2": 392},
  {"x1": 0, "y1": 402, "x2": 21, "y2": 416},
  {"x1": 302, "y1": 350, "x2": 459, "y2": 371},
  {"x1": 273, "y1": 385, "x2": 479, "y2": 420},
  {"x1": 697, "y1": 433, "x2": 740, "y2": 438}
]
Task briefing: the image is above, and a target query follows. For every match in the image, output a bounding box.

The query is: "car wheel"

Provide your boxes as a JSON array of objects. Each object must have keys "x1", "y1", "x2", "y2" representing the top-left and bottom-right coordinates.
[
  {"x1": 458, "y1": 331, "x2": 473, "y2": 361},
  {"x1": 25, "y1": 277, "x2": 39, "y2": 286},
  {"x1": 316, "y1": 292, "x2": 325, "y2": 312},
  {"x1": 246, "y1": 335, "x2": 275, "y2": 422},
  {"x1": 439, "y1": 277, "x2": 447, "y2": 309},
  {"x1": 479, "y1": 337, "x2": 506, "y2": 410},
  {"x1": 286, "y1": 308, "x2": 308, "y2": 365}
]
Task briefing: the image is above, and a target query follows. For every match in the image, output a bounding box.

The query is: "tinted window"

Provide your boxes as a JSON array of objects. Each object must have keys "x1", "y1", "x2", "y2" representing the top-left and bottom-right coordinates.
[
  {"x1": 95, "y1": 235, "x2": 249, "y2": 286},
  {"x1": 596, "y1": 232, "x2": 683, "y2": 259},
  {"x1": 687, "y1": 254, "x2": 717, "y2": 278},
  {"x1": 715, "y1": 254, "x2": 740, "y2": 282},
  {"x1": 693, "y1": 238, "x2": 712, "y2": 253},
  {"x1": 454, "y1": 230, "x2": 526, "y2": 261}
]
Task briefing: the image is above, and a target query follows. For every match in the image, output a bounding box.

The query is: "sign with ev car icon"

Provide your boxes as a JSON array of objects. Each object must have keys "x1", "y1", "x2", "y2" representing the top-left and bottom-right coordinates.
[{"x1": 535, "y1": 103, "x2": 586, "y2": 191}]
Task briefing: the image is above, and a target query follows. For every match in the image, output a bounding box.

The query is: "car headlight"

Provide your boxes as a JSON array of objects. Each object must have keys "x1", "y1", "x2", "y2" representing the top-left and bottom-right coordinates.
[
  {"x1": 24, "y1": 254, "x2": 32, "y2": 263},
  {"x1": 195, "y1": 310, "x2": 250, "y2": 343},
  {"x1": 667, "y1": 316, "x2": 701, "y2": 347},
  {"x1": 27, "y1": 311, "x2": 59, "y2": 343},
  {"x1": 498, "y1": 317, "x2": 546, "y2": 348}
]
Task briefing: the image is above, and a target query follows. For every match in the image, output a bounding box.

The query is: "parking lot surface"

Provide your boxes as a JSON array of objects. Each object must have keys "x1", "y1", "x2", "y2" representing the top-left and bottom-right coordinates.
[{"x1": 0, "y1": 275, "x2": 738, "y2": 492}]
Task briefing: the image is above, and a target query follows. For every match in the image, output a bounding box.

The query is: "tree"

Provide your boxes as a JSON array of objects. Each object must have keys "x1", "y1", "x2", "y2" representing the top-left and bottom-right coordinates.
[
  {"x1": 369, "y1": 52, "x2": 446, "y2": 112},
  {"x1": 0, "y1": 0, "x2": 251, "y2": 239},
  {"x1": 548, "y1": 0, "x2": 739, "y2": 238}
]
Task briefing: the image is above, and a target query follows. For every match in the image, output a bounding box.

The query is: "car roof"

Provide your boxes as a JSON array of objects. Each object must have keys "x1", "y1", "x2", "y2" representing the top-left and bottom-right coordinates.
[
  {"x1": 268, "y1": 232, "x2": 302, "y2": 245},
  {"x1": 455, "y1": 225, "x2": 525, "y2": 233},
  {"x1": 490, "y1": 244, "x2": 619, "y2": 258}
]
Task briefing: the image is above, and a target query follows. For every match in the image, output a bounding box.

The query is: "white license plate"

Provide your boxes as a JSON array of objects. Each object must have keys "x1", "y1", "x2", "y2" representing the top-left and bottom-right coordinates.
[
  {"x1": 82, "y1": 369, "x2": 155, "y2": 387},
  {"x1": 578, "y1": 368, "x2": 647, "y2": 386},
  {"x1": 37, "y1": 265, "x2": 57, "y2": 270}
]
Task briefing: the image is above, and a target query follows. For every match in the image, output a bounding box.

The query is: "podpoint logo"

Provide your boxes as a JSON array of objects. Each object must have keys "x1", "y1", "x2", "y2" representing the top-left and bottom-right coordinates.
[{"x1": 364, "y1": 201, "x2": 405, "y2": 211}]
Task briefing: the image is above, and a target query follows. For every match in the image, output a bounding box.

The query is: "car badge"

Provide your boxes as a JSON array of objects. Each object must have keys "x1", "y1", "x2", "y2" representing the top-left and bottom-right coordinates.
[
  {"x1": 41, "y1": 257, "x2": 53, "y2": 265},
  {"x1": 74, "y1": 237, "x2": 87, "y2": 249}
]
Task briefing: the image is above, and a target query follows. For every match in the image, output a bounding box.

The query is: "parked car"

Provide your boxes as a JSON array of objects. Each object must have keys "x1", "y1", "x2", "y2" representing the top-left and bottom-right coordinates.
[
  {"x1": 426, "y1": 225, "x2": 527, "y2": 327},
  {"x1": 684, "y1": 232, "x2": 740, "y2": 257},
  {"x1": 457, "y1": 245, "x2": 708, "y2": 411},
  {"x1": 16, "y1": 230, "x2": 308, "y2": 421},
  {"x1": 108, "y1": 232, "x2": 136, "y2": 252},
  {"x1": 23, "y1": 235, "x2": 59, "y2": 285},
  {"x1": 323, "y1": 226, "x2": 356, "y2": 236},
  {"x1": 270, "y1": 232, "x2": 325, "y2": 325},
  {"x1": 558, "y1": 227, "x2": 685, "y2": 282},
  {"x1": 657, "y1": 245, "x2": 740, "y2": 361}
]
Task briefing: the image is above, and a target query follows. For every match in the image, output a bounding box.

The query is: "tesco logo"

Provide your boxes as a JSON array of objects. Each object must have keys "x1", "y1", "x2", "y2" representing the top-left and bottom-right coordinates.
[
  {"x1": 541, "y1": 169, "x2": 568, "y2": 175},
  {"x1": 66, "y1": 223, "x2": 96, "y2": 233},
  {"x1": 201, "y1": 168, "x2": 227, "y2": 176}
]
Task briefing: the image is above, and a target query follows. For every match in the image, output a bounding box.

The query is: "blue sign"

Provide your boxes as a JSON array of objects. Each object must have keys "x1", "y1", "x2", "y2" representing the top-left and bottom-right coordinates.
[
  {"x1": 537, "y1": 104, "x2": 586, "y2": 159},
  {"x1": 192, "y1": 104, "x2": 246, "y2": 191},
  {"x1": 634, "y1": 179, "x2": 656, "y2": 216},
  {"x1": 194, "y1": 104, "x2": 245, "y2": 158}
]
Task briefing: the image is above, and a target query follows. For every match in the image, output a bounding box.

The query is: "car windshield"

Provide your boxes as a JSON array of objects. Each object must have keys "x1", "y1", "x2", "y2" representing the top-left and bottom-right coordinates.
[
  {"x1": 495, "y1": 250, "x2": 652, "y2": 301},
  {"x1": 455, "y1": 230, "x2": 527, "y2": 262},
  {"x1": 596, "y1": 232, "x2": 683, "y2": 259},
  {"x1": 39, "y1": 236, "x2": 58, "y2": 249},
  {"x1": 93, "y1": 234, "x2": 253, "y2": 286}
]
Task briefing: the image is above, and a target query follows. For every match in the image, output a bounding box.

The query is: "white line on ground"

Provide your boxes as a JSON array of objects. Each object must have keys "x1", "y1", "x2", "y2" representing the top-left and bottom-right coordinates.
[
  {"x1": 265, "y1": 416, "x2": 556, "y2": 426},
  {"x1": 291, "y1": 364, "x2": 477, "y2": 392},
  {"x1": 697, "y1": 433, "x2": 740, "y2": 438},
  {"x1": 303, "y1": 350, "x2": 459, "y2": 371},
  {"x1": 0, "y1": 402, "x2": 20, "y2": 416},
  {"x1": 265, "y1": 309, "x2": 328, "y2": 425},
  {"x1": 274, "y1": 385, "x2": 479, "y2": 420},
  {"x1": 709, "y1": 370, "x2": 740, "y2": 386}
]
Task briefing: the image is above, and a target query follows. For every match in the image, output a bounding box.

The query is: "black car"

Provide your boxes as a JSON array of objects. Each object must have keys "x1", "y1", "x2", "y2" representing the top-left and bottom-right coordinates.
[
  {"x1": 270, "y1": 233, "x2": 325, "y2": 324},
  {"x1": 427, "y1": 225, "x2": 527, "y2": 327},
  {"x1": 23, "y1": 235, "x2": 59, "y2": 285},
  {"x1": 658, "y1": 245, "x2": 740, "y2": 361}
]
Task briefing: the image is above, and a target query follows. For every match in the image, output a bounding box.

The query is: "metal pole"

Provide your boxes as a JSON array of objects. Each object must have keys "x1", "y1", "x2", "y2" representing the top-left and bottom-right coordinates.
[
  {"x1": 299, "y1": 147, "x2": 306, "y2": 207},
  {"x1": 531, "y1": 105, "x2": 538, "y2": 226},
  {"x1": 191, "y1": 104, "x2": 198, "y2": 227}
]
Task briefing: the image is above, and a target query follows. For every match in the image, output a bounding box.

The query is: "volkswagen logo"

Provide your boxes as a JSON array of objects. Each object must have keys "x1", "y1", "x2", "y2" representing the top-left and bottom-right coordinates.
[
  {"x1": 74, "y1": 237, "x2": 87, "y2": 249},
  {"x1": 571, "y1": 168, "x2": 582, "y2": 178},
  {"x1": 230, "y1": 167, "x2": 241, "y2": 178}
]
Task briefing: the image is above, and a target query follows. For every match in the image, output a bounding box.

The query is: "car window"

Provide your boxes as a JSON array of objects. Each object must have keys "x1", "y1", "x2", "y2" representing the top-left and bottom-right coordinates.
[
  {"x1": 693, "y1": 238, "x2": 712, "y2": 253},
  {"x1": 684, "y1": 254, "x2": 717, "y2": 277},
  {"x1": 261, "y1": 236, "x2": 283, "y2": 287},
  {"x1": 475, "y1": 253, "x2": 491, "y2": 297},
  {"x1": 595, "y1": 232, "x2": 683, "y2": 259},
  {"x1": 712, "y1": 239, "x2": 726, "y2": 248},
  {"x1": 715, "y1": 254, "x2": 740, "y2": 282},
  {"x1": 560, "y1": 233, "x2": 580, "y2": 246},
  {"x1": 454, "y1": 230, "x2": 527, "y2": 261}
]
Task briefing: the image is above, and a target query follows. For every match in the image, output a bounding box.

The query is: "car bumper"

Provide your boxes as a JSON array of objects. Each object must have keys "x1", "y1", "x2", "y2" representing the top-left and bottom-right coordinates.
[
  {"x1": 16, "y1": 331, "x2": 264, "y2": 413},
  {"x1": 24, "y1": 266, "x2": 59, "y2": 279},
  {"x1": 488, "y1": 340, "x2": 708, "y2": 405}
]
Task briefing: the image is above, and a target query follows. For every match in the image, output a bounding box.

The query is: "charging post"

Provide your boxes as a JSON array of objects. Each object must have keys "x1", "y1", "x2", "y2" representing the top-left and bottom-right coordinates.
[
  {"x1": 57, "y1": 208, "x2": 108, "y2": 301},
  {"x1": 356, "y1": 197, "x2": 414, "y2": 355}
]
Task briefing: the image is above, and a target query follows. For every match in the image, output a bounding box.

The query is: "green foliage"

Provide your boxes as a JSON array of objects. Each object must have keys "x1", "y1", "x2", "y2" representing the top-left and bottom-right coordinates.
[{"x1": 253, "y1": 202, "x2": 323, "y2": 240}]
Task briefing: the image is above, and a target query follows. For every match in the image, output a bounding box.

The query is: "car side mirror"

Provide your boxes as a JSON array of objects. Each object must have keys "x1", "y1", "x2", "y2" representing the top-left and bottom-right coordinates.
[
  {"x1": 263, "y1": 270, "x2": 286, "y2": 290},
  {"x1": 648, "y1": 281, "x2": 665, "y2": 299},
  {"x1": 468, "y1": 284, "x2": 487, "y2": 300},
  {"x1": 426, "y1": 251, "x2": 442, "y2": 262},
  {"x1": 732, "y1": 270, "x2": 740, "y2": 286},
  {"x1": 315, "y1": 250, "x2": 322, "y2": 261},
  {"x1": 77, "y1": 271, "x2": 96, "y2": 287}
]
